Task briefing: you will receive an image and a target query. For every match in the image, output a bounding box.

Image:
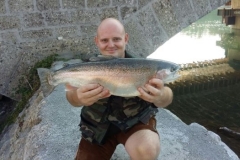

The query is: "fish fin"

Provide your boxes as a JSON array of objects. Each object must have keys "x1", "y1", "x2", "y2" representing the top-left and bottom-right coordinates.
[
  {"x1": 89, "y1": 55, "x2": 117, "y2": 62},
  {"x1": 37, "y1": 68, "x2": 54, "y2": 97}
]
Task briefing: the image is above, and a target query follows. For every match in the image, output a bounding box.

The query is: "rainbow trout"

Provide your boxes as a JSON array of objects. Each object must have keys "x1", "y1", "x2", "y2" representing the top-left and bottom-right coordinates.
[{"x1": 37, "y1": 57, "x2": 180, "y2": 97}]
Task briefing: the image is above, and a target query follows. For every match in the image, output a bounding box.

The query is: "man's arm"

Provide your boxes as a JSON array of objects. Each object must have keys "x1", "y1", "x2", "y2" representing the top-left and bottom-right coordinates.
[
  {"x1": 138, "y1": 78, "x2": 173, "y2": 108},
  {"x1": 65, "y1": 83, "x2": 111, "y2": 107},
  {"x1": 152, "y1": 86, "x2": 173, "y2": 107}
]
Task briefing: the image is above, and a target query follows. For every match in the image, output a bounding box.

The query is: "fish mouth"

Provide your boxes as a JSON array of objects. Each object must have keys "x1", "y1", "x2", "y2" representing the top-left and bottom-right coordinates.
[{"x1": 156, "y1": 65, "x2": 180, "y2": 83}]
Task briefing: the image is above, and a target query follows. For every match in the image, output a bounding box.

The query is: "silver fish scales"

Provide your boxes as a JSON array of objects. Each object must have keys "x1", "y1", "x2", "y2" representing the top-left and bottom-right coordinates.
[{"x1": 37, "y1": 57, "x2": 180, "y2": 97}]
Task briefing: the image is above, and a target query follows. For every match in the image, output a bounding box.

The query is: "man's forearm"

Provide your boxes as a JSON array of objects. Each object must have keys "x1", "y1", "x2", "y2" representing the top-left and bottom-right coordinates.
[
  {"x1": 66, "y1": 90, "x2": 83, "y2": 107},
  {"x1": 154, "y1": 86, "x2": 173, "y2": 108}
]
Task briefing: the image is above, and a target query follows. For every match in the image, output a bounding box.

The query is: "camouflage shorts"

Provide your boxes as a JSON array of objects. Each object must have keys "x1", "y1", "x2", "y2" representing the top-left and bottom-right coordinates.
[{"x1": 75, "y1": 116, "x2": 158, "y2": 160}]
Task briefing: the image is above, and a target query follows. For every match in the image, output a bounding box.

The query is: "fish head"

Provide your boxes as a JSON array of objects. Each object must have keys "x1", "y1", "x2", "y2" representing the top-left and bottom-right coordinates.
[{"x1": 156, "y1": 61, "x2": 180, "y2": 83}]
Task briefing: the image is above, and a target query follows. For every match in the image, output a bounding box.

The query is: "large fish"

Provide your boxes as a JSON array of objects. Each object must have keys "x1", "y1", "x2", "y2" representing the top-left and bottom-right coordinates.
[{"x1": 37, "y1": 56, "x2": 180, "y2": 97}]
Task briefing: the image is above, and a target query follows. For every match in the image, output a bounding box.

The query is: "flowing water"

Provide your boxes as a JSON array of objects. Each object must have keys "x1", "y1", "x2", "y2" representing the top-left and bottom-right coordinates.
[
  {"x1": 148, "y1": 10, "x2": 231, "y2": 63},
  {"x1": 149, "y1": 10, "x2": 240, "y2": 157}
]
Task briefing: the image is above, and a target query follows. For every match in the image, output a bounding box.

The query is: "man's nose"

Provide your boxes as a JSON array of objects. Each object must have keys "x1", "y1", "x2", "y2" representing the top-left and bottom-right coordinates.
[{"x1": 108, "y1": 40, "x2": 114, "y2": 47}]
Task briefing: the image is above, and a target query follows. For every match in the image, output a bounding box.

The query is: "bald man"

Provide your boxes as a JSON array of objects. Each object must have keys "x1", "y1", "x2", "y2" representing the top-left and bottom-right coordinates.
[{"x1": 66, "y1": 18, "x2": 173, "y2": 160}]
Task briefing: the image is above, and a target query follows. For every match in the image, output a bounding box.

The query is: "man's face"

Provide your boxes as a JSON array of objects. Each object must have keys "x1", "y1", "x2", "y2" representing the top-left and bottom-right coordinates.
[{"x1": 95, "y1": 22, "x2": 129, "y2": 58}]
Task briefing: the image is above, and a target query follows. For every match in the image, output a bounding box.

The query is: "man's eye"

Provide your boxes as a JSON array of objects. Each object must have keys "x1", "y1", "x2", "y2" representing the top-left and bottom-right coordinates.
[
  {"x1": 113, "y1": 38, "x2": 121, "y2": 41},
  {"x1": 101, "y1": 39, "x2": 108, "y2": 43}
]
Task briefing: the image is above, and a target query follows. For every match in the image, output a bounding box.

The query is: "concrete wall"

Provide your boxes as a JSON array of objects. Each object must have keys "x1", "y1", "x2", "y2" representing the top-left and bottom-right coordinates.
[
  {"x1": 231, "y1": 0, "x2": 240, "y2": 29},
  {"x1": 232, "y1": 0, "x2": 240, "y2": 7},
  {"x1": 0, "y1": 0, "x2": 229, "y2": 100}
]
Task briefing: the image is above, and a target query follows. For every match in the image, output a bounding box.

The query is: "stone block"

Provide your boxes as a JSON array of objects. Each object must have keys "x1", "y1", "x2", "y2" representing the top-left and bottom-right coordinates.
[
  {"x1": 120, "y1": 6, "x2": 137, "y2": 20},
  {"x1": 136, "y1": 6, "x2": 168, "y2": 50},
  {"x1": 55, "y1": 26, "x2": 79, "y2": 38},
  {"x1": 23, "y1": 13, "x2": 45, "y2": 28},
  {"x1": 87, "y1": 0, "x2": 110, "y2": 8},
  {"x1": 18, "y1": 37, "x2": 96, "y2": 60},
  {"x1": 5, "y1": 50, "x2": 48, "y2": 99},
  {"x1": 1, "y1": 32, "x2": 19, "y2": 44},
  {"x1": 20, "y1": 40, "x2": 61, "y2": 53},
  {"x1": 138, "y1": 0, "x2": 152, "y2": 9},
  {"x1": 71, "y1": 10, "x2": 100, "y2": 24},
  {"x1": 40, "y1": 48, "x2": 63, "y2": 57},
  {"x1": 62, "y1": 0, "x2": 85, "y2": 9},
  {"x1": 170, "y1": 0, "x2": 197, "y2": 29},
  {"x1": 44, "y1": 11, "x2": 72, "y2": 26},
  {"x1": 2, "y1": 77, "x2": 22, "y2": 100},
  {"x1": 209, "y1": 0, "x2": 226, "y2": 9},
  {"x1": 80, "y1": 25, "x2": 98, "y2": 36},
  {"x1": 0, "y1": 42, "x2": 20, "y2": 99},
  {"x1": 40, "y1": 39, "x2": 68, "y2": 51},
  {"x1": 66, "y1": 37, "x2": 98, "y2": 57},
  {"x1": 0, "y1": 16, "x2": 20, "y2": 30},
  {"x1": 8, "y1": 0, "x2": 34, "y2": 12},
  {"x1": 99, "y1": 7, "x2": 119, "y2": 20},
  {"x1": 19, "y1": 42, "x2": 35, "y2": 51},
  {"x1": 22, "y1": 37, "x2": 97, "y2": 61},
  {"x1": 191, "y1": 0, "x2": 212, "y2": 18},
  {"x1": 19, "y1": 29, "x2": 53, "y2": 39},
  {"x1": 112, "y1": 0, "x2": 136, "y2": 6},
  {"x1": 125, "y1": 20, "x2": 153, "y2": 57},
  {"x1": 152, "y1": 0, "x2": 180, "y2": 37},
  {"x1": 36, "y1": 0, "x2": 60, "y2": 11},
  {"x1": 0, "y1": 0, "x2": 6, "y2": 14}
]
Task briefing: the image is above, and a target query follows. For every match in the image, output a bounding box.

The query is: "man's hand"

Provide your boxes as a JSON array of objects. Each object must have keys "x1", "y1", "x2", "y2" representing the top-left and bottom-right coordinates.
[
  {"x1": 138, "y1": 78, "x2": 173, "y2": 108},
  {"x1": 65, "y1": 83, "x2": 111, "y2": 107}
]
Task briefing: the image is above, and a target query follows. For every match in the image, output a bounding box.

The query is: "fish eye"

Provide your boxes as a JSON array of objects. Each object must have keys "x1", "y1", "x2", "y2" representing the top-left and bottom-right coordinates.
[{"x1": 171, "y1": 66, "x2": 179, "y2": 72}]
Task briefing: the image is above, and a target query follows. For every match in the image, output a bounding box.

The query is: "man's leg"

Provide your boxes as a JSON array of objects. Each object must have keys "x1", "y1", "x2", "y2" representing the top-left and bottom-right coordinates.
[
  {"x1": 75, "y1": 136, "x2": 118, "y2": 160},
  {"x1": 118, "y1": 117, "x2": 160, "y2": 160},
  {"x1": 125, "y1": 129, "x2": 160, "y2": 160}
]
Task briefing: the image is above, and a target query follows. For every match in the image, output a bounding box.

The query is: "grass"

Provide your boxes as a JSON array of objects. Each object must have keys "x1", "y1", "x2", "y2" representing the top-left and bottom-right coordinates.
[{"x1": 0, "y1": 54, "x2": 59, "y2": 134}]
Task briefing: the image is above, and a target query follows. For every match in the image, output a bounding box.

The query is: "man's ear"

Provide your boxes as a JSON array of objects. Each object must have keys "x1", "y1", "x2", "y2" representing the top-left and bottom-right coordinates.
[
  {"x1": 94, "y1": 36, "x2": 98, "y2": 46},
  {"x1": 125, "y1": 33, "x2": 129, "y2": 43}
]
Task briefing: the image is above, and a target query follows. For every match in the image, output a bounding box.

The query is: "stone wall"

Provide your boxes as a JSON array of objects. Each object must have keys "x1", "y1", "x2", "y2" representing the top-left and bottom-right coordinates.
[{"x1": 0, "y1": 0, "x2": 229, "y2": 100}]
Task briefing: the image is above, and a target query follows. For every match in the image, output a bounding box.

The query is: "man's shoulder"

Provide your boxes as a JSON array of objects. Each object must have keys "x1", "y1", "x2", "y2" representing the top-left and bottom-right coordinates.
[{"x1": 125, "y1": 51, "x2": 136, "y2": 58}]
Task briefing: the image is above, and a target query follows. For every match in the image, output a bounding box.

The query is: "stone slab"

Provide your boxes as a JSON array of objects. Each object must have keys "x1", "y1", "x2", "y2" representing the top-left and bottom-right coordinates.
[{"x1": 1, "y1": 83, "x2": 238, "y2": 160}]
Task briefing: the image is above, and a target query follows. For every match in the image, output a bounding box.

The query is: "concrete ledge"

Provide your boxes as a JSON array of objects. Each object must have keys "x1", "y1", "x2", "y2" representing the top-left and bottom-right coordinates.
[{"x1": 0, "y1": 84, "x2": 239, "y2": 160}]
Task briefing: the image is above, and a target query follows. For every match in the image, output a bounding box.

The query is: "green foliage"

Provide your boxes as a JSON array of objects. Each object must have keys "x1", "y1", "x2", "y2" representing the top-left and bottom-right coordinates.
[{"x1": 0, "y1": 54, "x2": 58, "y2": 134}]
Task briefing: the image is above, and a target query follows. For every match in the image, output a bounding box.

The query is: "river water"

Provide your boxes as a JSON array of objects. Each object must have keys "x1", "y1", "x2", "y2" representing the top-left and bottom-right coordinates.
[
  {"x1": 148, "y1": 10, "x2": 232, "y2": 63},
  {"x1": 149, "y1": 10, "x2": 240, "y2": 157}
]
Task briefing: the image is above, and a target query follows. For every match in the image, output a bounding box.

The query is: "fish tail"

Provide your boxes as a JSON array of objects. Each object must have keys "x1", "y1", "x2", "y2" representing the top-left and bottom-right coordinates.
[{"x1": 37, "y1": 68, "x2": 54, "y2": 97}]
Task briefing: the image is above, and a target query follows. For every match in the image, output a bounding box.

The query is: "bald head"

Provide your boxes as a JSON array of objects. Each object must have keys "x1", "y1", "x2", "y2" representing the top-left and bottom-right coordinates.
[
  {"x1": 97, "y1": 18, "x2": 126, "y2": 37},
  {"x1": 94, "y1": 18, "x2": 129, "y2": 58}
]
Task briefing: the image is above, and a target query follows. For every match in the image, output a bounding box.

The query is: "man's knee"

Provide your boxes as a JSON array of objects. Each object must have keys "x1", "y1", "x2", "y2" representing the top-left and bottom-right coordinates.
[
  {"x1": 132, "y1": 143, "x2": 160, "y2": 160},
  {"x1": 125, "y1": 130, "x2": 160, "y2": 160}
]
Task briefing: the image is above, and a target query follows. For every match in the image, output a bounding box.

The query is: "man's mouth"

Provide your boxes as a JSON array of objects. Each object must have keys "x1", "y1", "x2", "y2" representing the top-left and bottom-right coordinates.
[{"x1": 107, "y1": 50, "x2": 116, "y2": 53}]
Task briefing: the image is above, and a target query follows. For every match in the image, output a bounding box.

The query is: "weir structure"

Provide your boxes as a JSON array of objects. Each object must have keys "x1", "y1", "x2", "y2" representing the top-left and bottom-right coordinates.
[
  {"x1": 166, "y1": 2, "x2": 240, "y2": 154},
  {"x1": 217, "y1": 0, "x2": 240, "y2": 28}
]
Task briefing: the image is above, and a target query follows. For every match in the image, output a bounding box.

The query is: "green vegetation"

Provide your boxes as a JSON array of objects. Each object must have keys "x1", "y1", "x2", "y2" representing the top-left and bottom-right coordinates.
[{"x1": 0, "y1": 54, "x2": 58, "y2": 134}]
